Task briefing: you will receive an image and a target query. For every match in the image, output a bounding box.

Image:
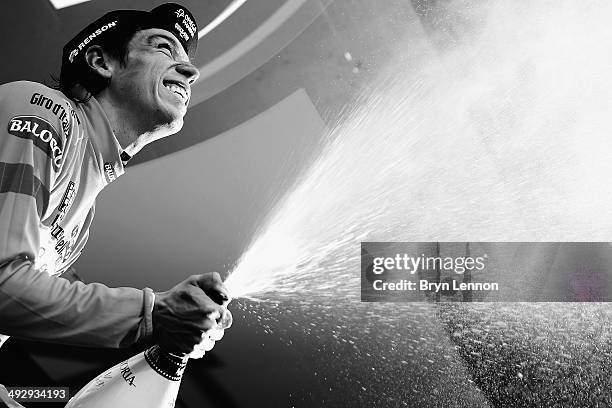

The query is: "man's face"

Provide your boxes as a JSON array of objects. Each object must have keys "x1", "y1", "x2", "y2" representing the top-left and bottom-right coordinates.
[{"x1": 107, "y1": 28, "x2": 199, "y2": 136}]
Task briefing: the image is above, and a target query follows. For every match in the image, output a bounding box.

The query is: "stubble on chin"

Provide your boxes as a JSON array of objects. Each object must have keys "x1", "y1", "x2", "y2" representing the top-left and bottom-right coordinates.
[{"x1": 147, "y1": 116, "x2": 184, "y2": 143}]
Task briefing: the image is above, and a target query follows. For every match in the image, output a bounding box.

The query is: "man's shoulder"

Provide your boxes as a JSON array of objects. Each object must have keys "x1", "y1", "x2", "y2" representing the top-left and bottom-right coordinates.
[
  {"x1": 0, "y1": 81, "x2": 69, "y2": 103},
  {"x1": 0, "y1": 81, "x2": 80, "y2": 139}
]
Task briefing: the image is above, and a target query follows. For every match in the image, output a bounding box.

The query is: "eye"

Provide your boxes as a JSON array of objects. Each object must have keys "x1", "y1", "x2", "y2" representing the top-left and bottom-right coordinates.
[{"x1": 157, "y1": 42, "x2": 173, "y2": 55}]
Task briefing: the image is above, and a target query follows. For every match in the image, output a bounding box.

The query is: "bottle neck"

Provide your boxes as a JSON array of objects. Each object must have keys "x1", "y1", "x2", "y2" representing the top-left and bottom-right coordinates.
[{"x1": 144, "y1": 345, "x2": 189, "y2": 381}]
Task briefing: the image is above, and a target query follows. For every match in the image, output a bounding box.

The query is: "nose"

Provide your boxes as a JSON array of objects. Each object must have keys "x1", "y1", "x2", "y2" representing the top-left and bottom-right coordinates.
[{"x1": 176, "y1": 62, "x2": 200, "y2": 84}]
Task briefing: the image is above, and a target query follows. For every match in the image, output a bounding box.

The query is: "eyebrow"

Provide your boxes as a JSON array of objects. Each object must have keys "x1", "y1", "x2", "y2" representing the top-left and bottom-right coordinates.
[
  {"x1": 148, "y1": 34, "x2": 181, "y2": 52},
  {"x1": 147, "y1": 33, "x2": 191, "y2": 62}
]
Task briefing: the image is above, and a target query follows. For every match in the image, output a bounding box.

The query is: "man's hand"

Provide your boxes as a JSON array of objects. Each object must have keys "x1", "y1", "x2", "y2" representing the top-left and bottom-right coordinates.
[
  {"x1": 188, "y1": 308, "x2": 232, "y2": 359},
  {"x1": 152, "y1": 272, "x2": 231, "y2": 356}
]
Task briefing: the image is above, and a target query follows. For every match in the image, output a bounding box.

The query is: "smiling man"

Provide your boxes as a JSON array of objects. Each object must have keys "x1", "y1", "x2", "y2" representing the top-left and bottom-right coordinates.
[{"x1": 0, "y1": 3, "x2": 230, "y2": 396}]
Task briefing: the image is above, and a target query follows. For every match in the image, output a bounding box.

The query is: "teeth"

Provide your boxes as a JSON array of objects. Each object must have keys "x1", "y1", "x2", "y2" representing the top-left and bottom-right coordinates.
[{"x1": 164, "y1": 83, "x2": 187, "y2": 103}]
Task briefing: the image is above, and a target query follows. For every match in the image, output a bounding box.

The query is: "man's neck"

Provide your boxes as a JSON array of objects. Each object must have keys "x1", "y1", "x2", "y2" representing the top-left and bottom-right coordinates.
[
  {"x1": 95, "y1": 93, "x2": 157, "y2": 157},
  {"x1": 93, "y1": 88, "x2": 180, "y2": 158}
]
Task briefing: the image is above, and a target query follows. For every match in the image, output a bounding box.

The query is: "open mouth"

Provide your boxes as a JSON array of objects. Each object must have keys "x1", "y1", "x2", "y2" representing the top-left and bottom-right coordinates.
[{"x1": 162, "y1": 80, "x2": 189, "y2": 106}]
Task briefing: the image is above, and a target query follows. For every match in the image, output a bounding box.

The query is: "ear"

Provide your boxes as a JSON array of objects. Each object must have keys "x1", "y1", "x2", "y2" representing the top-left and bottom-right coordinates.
[{"x1": 84, "y1": 45, "x2": 114, "y2": 79}]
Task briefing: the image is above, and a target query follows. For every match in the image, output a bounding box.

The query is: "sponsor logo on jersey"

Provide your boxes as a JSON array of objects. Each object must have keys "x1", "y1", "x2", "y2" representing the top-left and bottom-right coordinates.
[
  {"x1": 50, "y1": 221, "x2": 80, "y2": 263},
  {"x1": 68, "y1": 21, "x2": 118, "y2": 63},
  {"x1": 104, "y1": 162, "x2": 117, "y2": 183},
  {"x1": 51, "y1": 181, "x2": 76, "y2": 226},
  {"x1": 8, "y1": 115, "x2": 63, "y2": 169},
  {"x1": 44, "y1": 181, "x2": 80, "y2": 271},
  {"x1": 30, "y1": 92, "x2": 80, "y2": 136}
]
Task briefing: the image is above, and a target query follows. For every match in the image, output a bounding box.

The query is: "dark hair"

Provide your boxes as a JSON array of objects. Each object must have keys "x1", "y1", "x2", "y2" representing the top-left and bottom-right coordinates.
[{"x1": 59, "y1": 23, "x2": 145, "y2": 103}]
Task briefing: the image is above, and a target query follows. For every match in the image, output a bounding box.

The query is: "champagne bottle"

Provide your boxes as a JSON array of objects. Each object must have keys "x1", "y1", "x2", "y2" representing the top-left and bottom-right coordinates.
[{"x1": 65, "y1": 310, "x2": 232, "y2": 408}]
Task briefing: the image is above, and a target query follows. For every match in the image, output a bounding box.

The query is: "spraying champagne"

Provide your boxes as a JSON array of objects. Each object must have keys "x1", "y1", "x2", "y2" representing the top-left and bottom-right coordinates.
[{"x1": 65, "y1": 310, "x2": 232, "y2": 408}]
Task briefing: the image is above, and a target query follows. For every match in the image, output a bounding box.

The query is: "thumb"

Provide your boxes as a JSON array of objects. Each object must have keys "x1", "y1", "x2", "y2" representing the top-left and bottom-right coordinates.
[{"x1": 193, "y1": 272, "x2": 230, "y2": 305}]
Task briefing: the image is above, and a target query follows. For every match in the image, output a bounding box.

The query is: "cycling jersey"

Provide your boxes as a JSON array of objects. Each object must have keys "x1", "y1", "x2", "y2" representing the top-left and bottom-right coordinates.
[{"x1": 0, "y1": 81, "x2": 153, "y2": 349}]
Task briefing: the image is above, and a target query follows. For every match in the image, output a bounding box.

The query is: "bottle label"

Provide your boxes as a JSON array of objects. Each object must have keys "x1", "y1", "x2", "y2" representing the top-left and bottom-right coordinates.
[{"x1": 119, "y1": 361, "x2": 137, "y2": 387}]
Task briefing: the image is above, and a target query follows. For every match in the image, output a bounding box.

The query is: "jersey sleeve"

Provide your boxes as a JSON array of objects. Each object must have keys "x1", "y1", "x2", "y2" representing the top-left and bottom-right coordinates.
[{"x1": 0, "y1": 81, "x2": 154, "y2": 348}]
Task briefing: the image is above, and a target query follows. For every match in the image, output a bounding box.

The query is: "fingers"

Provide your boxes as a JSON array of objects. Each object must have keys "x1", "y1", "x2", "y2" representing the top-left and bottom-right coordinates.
[
  {"x1": 207, "y1": 310, "x2": 221, "y2": 322},
  {"x1": 188, "y1": 348, "x2": 206, "y2": 359},
  {"x1": 199, "y1": 335, "x2": 216, "y2": 351},
  {"x1": 202, "y1": 316, "x2": 217, "y2": 332},
  {"x1": 157, "y1": 330, "x2": 205, "y2": 355},
  {"x1": 153, "y1": 273, "x2": 232, "y2": 356},
  {"x1": 219, "y1": 308, "x2": 233, "y2": 330},
  {"x1": 192, "y1": 272, "x2": 231, "y2": 305},
  {"x1": 187, "y1": 332, "x2": 220, "y2": 359},
  {"x1": 159, "y1": 325, "x2": 224, "y2": 356},
  {"x1": 208, "y1": 328, "x2": 225, "y2": 341}
]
